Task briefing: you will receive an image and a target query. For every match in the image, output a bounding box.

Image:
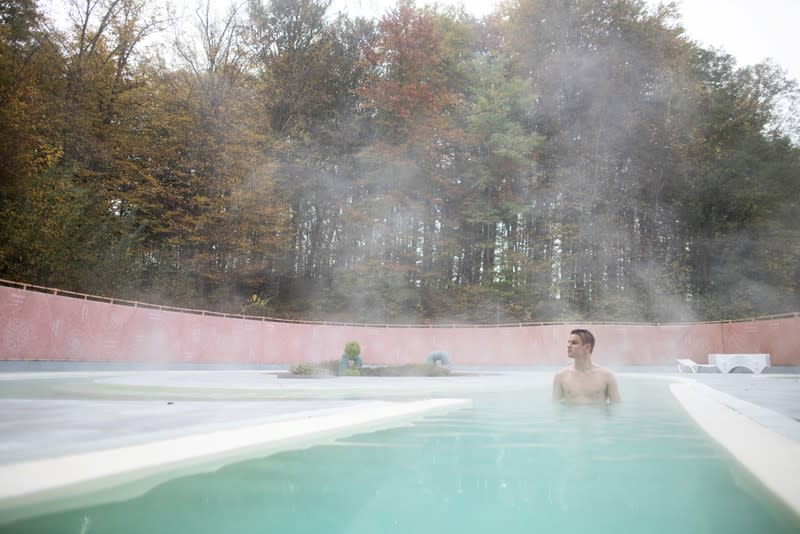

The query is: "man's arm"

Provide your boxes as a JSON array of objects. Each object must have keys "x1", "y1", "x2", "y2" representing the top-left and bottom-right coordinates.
[
  {"x1": 552, "y1": 372, "x2": 565, "y2": 401},
  {"x1": 606, "y1": 372, "x2": 622, "y2": 403}
]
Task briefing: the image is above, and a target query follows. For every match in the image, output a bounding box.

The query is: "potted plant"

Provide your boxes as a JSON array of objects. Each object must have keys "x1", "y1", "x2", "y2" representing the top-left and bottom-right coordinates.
[{"x1": 339, "y1": 341, "x2": 363, "y2": 375}]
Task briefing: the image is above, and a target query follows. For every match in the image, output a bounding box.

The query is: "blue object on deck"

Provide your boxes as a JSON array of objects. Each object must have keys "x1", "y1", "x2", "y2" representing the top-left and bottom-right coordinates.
[
  {"x1": 340, "y1": 354, "x2": 363, "y2": 372},
  {"x1": 427, "y1": 351, "x2": 450, "y2": 365}
]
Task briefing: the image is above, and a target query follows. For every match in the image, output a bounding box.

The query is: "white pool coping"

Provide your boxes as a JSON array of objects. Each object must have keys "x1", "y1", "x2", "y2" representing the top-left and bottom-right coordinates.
[
  {"x1": 0, "y1": 397, "x2": 470, "y2": 515},
  {"x1": 670, "y1": 381, "x2": 800, "y2": 517}
]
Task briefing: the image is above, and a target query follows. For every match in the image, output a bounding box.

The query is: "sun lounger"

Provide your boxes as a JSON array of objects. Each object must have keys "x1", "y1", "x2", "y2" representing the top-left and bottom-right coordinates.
[
  {"x1": 707, "y1": 354, "x2": 771, "y2": 374},
  {"x1": 676, "y1": 358, "x2": 719, "y2": 373}
]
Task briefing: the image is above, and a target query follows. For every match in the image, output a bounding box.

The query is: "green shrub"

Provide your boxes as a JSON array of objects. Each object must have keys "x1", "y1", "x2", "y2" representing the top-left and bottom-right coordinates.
[
  {"x1": 289, "y1": 363, "x2": 315, "y2": 375},
  {"x1": 344, "y1": 341, "x2": 361, "y2": 358},
  {"x1": 289, "y1": 361, "x2": 340, "y2": 376}
]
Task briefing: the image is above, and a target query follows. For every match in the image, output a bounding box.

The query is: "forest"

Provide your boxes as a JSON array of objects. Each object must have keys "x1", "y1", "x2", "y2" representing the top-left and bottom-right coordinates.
[{"x1": 1, "y1": 0, "x2": 799, "y2": 324}]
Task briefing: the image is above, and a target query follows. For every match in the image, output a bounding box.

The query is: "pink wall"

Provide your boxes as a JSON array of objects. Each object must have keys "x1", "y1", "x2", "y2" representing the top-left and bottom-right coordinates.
[{"x1": 1, "y1": 285, "x2": 798, "y2": 366}]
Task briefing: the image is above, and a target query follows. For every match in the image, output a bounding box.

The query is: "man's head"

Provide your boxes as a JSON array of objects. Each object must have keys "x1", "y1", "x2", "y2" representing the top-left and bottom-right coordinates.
[{"x1": 567, "y1": 328, "x2": 595, "y2": 359}]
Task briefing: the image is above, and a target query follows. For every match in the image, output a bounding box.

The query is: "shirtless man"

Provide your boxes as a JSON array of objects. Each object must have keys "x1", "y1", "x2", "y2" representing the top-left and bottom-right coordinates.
[{"x1": 552, "y1": 329, "x2": 621, "y2": 404}]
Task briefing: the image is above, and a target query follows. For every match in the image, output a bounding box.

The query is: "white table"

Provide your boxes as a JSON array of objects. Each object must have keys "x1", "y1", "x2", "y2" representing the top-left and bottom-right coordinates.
[{"x1": 708, "y1": 353, "x2": 771, "y2": 374}]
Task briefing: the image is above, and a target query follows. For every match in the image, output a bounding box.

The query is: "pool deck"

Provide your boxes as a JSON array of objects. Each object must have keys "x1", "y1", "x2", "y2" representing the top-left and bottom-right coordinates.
[{"x1": 0, "y1": 366, "x2": 799, "y2": 519}]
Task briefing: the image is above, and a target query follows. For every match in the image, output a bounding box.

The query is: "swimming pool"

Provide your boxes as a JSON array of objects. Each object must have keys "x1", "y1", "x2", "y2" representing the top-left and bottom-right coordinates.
[{"x1": 1, "y1": 378, "x2": 798, "y2": 533}]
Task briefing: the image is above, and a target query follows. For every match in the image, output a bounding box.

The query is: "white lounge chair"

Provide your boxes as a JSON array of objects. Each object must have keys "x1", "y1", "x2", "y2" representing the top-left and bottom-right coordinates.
[
  {"x1": 676, "y1": 358, "x2": 719, "y2": 373},
  {"x1": 707, "y1": 353, "x2": 771, "y2": 374}
]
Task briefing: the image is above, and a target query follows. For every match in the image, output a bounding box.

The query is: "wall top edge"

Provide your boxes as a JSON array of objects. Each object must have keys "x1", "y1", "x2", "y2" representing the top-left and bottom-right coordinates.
[{"x1": 2, "y1": 278, "x2": 797, "y2": 329}]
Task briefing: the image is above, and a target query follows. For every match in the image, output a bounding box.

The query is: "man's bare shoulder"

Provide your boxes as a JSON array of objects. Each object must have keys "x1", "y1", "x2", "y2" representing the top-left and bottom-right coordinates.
[
  {"x1": 554, "y1": 366, "x2": 574, "y2": 378},
  {"x1": 593, "y1": 364, "x2": 616, "y2": 376},
  {"x1": 591, "y1": 365, "x2": 619, "y2": 384}
]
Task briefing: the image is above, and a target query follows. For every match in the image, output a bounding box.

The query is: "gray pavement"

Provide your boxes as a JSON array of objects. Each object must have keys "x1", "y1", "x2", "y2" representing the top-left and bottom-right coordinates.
[
  {"x1": 0, "y1": 398, "x2": 371, "y2": 464},
  {"x1": 662, "y1": 372, "x2": 800, "y2": 444},
  {"x1": 673, "y1": 372, "x2": 800, "y2": 422}
]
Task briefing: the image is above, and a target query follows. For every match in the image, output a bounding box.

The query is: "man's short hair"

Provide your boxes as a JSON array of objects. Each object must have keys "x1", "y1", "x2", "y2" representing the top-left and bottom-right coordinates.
[{"x1": 570, "y1": 328, "x2": 595, "y2": 353}]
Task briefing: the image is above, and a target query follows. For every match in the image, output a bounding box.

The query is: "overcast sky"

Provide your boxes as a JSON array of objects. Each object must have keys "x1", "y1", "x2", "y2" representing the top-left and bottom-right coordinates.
[{"x1": 667, "y1": 0, "x2": 799, "y2": 82}]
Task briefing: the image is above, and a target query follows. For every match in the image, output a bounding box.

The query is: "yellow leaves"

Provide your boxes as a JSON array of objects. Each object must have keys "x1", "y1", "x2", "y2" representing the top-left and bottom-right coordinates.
[{"x1": 32, "y1": 141, "x2": 63, "y2": 174}]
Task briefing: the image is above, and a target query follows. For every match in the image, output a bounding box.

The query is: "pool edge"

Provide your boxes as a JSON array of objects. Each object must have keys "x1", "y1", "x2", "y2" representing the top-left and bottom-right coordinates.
[
  {"x1": 670, "y1": 381, "x2": 800, "y2": 518},
  {"x1": 0, "y1": 397, "x2": 471, "y2": 518}
]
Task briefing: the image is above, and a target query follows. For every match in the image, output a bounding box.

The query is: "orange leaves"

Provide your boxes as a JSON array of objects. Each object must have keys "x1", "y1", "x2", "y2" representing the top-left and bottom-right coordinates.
[{"x1": 358, "y1": 1, "x2": 455, "y2": 140}]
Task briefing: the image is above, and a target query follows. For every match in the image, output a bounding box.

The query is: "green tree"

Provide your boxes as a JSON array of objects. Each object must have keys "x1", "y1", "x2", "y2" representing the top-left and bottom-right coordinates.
[
  {"x1": 0, "y1": 0, "x2": 63, "y2": 197},
  {"x1": 0, "y1": 168, "x2": 141, "y2": 292},
  {"x1": 129, "y1": 1, "x2": 290, "y2": 309},
  {"x1": 674, "y1": 52, "x2": 800, "y2": 318}
]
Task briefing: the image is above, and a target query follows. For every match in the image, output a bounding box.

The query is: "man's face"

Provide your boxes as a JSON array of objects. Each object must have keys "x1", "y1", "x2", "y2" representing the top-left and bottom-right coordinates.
[{"x1": 567, "y1": 334, "x2": 590, "y2": 359}]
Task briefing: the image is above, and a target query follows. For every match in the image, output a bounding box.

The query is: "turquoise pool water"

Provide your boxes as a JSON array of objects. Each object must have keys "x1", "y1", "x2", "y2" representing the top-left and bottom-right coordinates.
[{"x1": 2, "y1": 379, "x2": 798, "y2": 533}]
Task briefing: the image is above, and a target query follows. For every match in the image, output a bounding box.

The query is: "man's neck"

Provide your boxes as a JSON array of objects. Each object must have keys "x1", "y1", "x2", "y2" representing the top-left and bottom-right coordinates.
[{"x1": 573, "y1": 358, "x2": 594, "y2": 372}]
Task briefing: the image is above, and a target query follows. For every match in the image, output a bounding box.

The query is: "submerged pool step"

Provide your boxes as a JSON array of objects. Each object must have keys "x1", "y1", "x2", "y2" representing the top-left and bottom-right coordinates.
[{"x1": 0, "y1": 398, "x2": 471, "y2": 510}]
